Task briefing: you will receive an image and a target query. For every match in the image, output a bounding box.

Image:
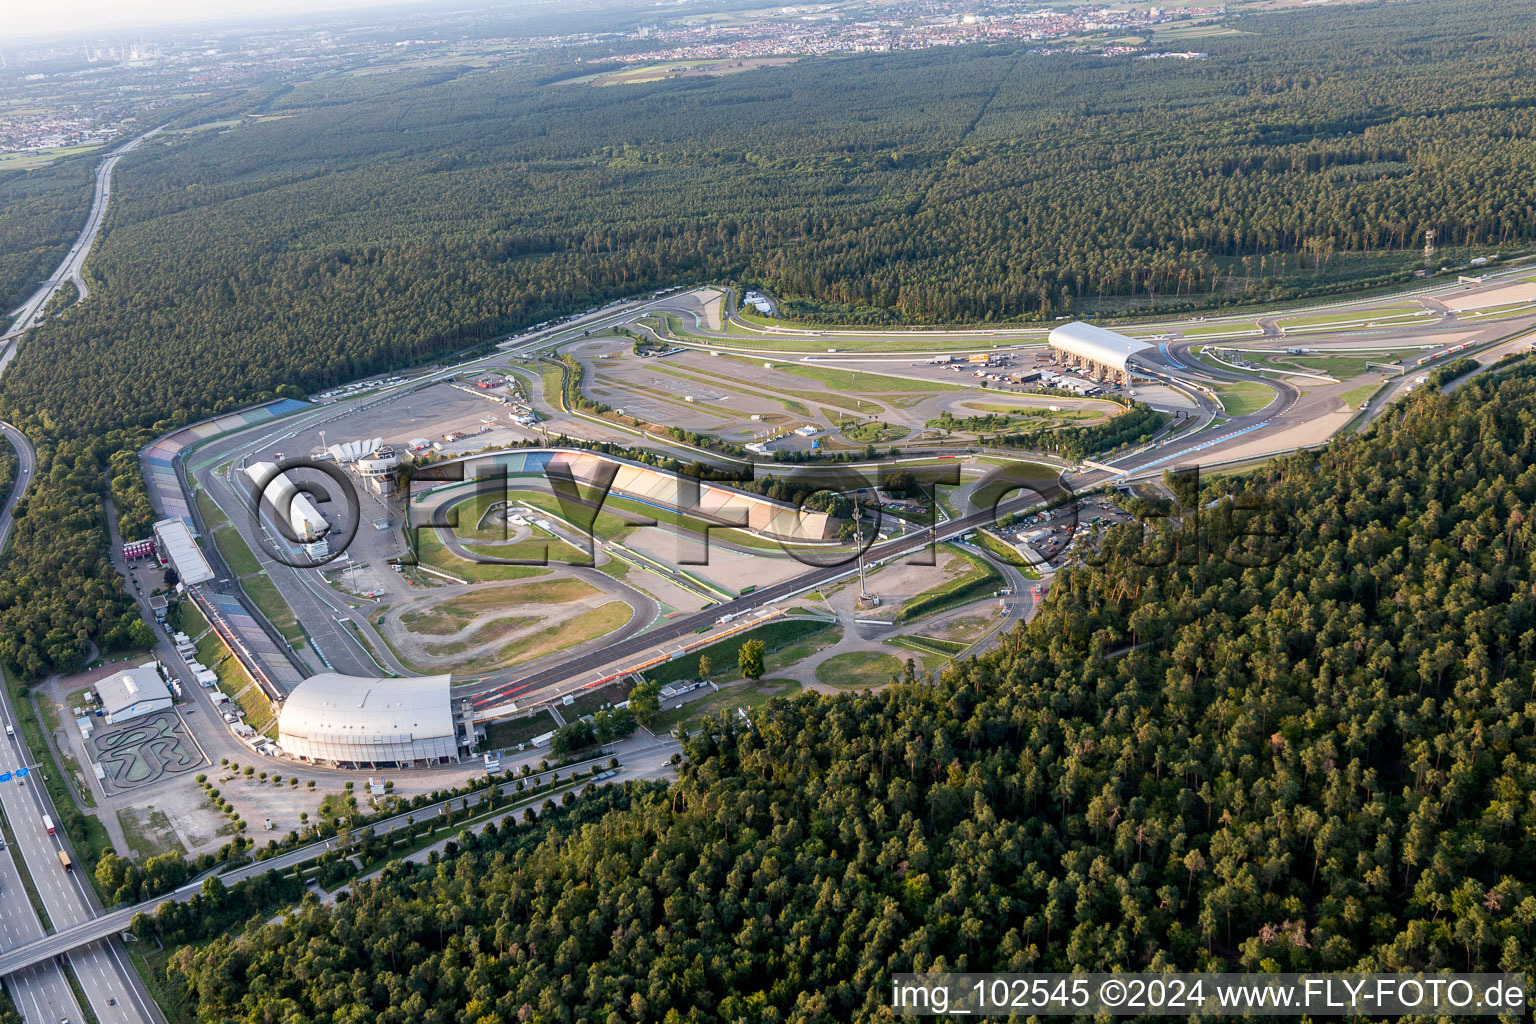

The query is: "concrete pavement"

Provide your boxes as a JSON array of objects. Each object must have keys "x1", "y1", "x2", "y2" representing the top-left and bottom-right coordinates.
[
  {"x1": 0, "y1": 687, "x2": 161, "y2": 1024},
  {"x1": 0, "y1": 733, "x2": 677, "y2": 979}
]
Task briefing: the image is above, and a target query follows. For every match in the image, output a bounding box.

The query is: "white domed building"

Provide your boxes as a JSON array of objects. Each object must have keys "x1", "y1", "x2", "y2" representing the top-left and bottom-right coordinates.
[{"x1": 278, "y1": 672, "x2": 467, "y2": 767}]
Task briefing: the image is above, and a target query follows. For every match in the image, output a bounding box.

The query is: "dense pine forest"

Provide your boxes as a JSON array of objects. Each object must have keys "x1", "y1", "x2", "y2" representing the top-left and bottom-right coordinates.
[
  {"x1": 151, "y1": 364, "x2": 1536, "y2": 1021},
  {"x1": 0, "y1": 0, "x2": 1526, "y2": 690},
  {"x1": 4, "y1": 0, "x2": 1530, "y2": 679},
  {"x1": 6, "y1": 0, "x2": 1536, "y2": 437},
  {"x1": 0, "y1": 157, "x2": 94, "y2": 316}
]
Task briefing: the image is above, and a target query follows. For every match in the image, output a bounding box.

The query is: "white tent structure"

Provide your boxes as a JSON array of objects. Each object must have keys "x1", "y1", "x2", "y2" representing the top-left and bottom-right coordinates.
[
  {"x1": 327, "y1": 437, "x2": 384, "y2": 464},
  {"x1": 278, "y1": 672, "x2": 460, "y2": 766},
  {"x1": 1048, "y1": 321, "x2": 1154, "y2": 380}
]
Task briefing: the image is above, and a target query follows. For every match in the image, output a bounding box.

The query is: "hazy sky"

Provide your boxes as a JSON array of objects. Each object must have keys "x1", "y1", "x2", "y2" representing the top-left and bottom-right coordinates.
[{"x1": 11, "y1": 0, "x2": 411, "y2": 40}]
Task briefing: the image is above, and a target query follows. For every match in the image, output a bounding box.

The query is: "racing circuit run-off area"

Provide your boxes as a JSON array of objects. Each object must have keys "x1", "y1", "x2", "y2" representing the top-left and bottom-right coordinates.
[{"x1": 9, "y1": 4, "x2": 1536, "y2": 1020}]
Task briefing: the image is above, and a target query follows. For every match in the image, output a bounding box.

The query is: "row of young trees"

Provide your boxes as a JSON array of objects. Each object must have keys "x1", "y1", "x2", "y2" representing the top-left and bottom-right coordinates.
[
  {"x1": 154, "y1": 357, "x2": 1536, "y2": 1022},
  {"x1": 995, "y1": 403, "x2": 1168, "y2": 461}
]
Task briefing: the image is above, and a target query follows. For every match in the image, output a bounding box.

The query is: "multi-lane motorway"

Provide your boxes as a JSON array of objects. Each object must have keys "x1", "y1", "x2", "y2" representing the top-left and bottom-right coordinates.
[
  {"x1": 0, "y1": 738, "x2": 679, "y2": 979},
  {"x1": 0, "y1": 129, "x2": 159, "y2": 348},
  {"x1": 0, "y1": 692, "x2": 164, "y2": 1024},
  {"x1": 0, "y1": 128, "x2": 166, "y2": 1024}
]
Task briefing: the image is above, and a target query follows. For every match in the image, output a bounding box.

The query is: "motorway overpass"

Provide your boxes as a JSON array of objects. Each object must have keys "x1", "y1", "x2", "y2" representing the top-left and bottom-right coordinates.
[{"x1": 0, "y1": 746, "x2": 660, "y2": 980}]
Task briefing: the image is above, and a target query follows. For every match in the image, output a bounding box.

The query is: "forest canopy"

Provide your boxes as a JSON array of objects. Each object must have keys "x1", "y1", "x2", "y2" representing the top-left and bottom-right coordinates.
[
  {"x1": 164, "y1": 362, "x2": 1536, "y2": 1021},
  {"x1": 4, "y1": 0, "x2": 1536, "y2": 437}
]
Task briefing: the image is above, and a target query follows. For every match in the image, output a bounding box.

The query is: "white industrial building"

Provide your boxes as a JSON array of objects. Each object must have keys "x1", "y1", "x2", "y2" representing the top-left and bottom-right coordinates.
[
  {"x1": 1047, "y1": 321, "x2": 1154, "y2": 382},
  {"x1": 278, "y1": 672, "x2": 467, "y2": 766},
  {"x1": 246, "y1": 462, "x2": 329, "y2": 544},
  {"x1": 153, "y1": 517, "x2": 215, "y2": 586},
  {"x1": 97, "y1": 664, "x2": 174, "y2": 724}
]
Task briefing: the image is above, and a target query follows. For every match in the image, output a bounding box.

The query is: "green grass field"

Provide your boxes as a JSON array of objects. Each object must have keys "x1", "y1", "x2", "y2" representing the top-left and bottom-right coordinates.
[
  {"x1": 815, "y1": 651, "x2": 905, "y2": 689},
  {"x1": 505, "y1": 488, "x2": 636, "y2": 542},
  {"x1": 499, "y1": 602, "x2": 631, "y2": 666},
  {"x1": 642, "y1": 619, "x2": 835, "y2": 688},
  {"x1": 0, "y1": 143, "x2": 104, "y2": 170},
  {"x1": 210, "y1": 525, "x2": 261, "y2": 576},
  {"x1": 241, "y1": 574, "x2": 305, "y2": 644},
  {"x1": 1240, "y1": 351, "x2": 1398, "y2": 378},
  {"x1": 958, "y1": 400, "x2": 1108, "y2": 418},
  {"x1": 1150, "y1": 23, "x2": 1252, "y2": 41},
  {"x1": 1214, "y1": 380, "x2": 1277, "y2": 416},
  {"x1": 654, "y1": 678, "x2": 803, "y2": 732},
  {"x1": 1340, "y1": 382, "x2": 1387, "y2": 408},
  {"x1": 117, "y1": 807, "x2": 187, "y2": 859},
  {"x1": 1284, "y1": 354, "x2": 1400, "y2": 377},
  {"x1": 778, "y1": 363, "x2": 964, "y2": 394},
  {"x1": 705, "y1": 322, "x2": 1044, "y2": 354},
  {"x1": 181, "y1": 600, "x2": 276, "y2": 734},
  {"x1": 972, "y1": 529, "x2": 1042, "y2": 578},
  {"x1": 197, "y1": 489, "x2": 305, "y2": 645},
  {"x1": 838, "y1": 419, "x2": 910, "y2": 443},
  {"x1": 481, "y1": 709, "x2": 557, "y2": 750},
  {"x1": 1179, "y1": 321, "x2": 1263, "y2": 339},
  {"x1": 413, "y1": 527, "x2": 554, "y2": 583}
]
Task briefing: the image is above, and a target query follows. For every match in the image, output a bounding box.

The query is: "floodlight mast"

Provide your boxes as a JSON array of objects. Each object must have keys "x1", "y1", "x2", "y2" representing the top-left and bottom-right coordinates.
[{"x1": 854, "y1": 496, "x2": 870, "y2": 601}]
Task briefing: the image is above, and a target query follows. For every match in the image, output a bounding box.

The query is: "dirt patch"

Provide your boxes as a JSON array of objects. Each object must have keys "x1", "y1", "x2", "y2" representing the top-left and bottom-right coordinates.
[
  {"x1": 385, "y1": 576, "x2": 630, "y2": 673},
  {"x1": 491, "y1": 601, "x2": 632, "y2": 671},
  {"x1": 820, "y1": 549, "x2": 972, "y2": 623},
  {"x1": 424, "y1": 616, "x2": 539, "y2": 656},
  {"x1": 398, "y1": 578, "x2": 599, "y2": 635}
]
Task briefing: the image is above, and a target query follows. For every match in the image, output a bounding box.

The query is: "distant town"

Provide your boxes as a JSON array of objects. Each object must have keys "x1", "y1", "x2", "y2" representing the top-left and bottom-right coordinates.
[
  {"x1": 0, "y1": 1, "x2": 1244, "y2": 158},
  {"x1": 615, "y1": 2, "x2": 1228, "y2": 65}
]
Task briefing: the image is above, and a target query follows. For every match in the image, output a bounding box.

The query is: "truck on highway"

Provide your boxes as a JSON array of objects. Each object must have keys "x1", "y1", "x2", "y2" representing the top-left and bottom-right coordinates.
[
  {"x1": 58, "y1": 850, "x2": 72, "y2": 872},
  {"x1": 43, "y1": 814, "x2": 55, "y2": 835}
]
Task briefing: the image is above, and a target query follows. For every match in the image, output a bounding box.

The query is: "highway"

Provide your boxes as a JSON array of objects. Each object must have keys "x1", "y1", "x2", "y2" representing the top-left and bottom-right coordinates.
[
  {"x1": 0, "y1": 128, "x2": 167, "y2": 1024},
  {"x1": 0, "y1": 738, "x2": 677, "y2": 979},
  {"x1": 0, "y1": 693, "x2": 163, "y2": 1024},
  {"x1": 1, "y1": 129, "x2": 160, "y2": 347},
  {"x1": 0, "y1": 428, "x2": 164, "y2": 1023}
]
